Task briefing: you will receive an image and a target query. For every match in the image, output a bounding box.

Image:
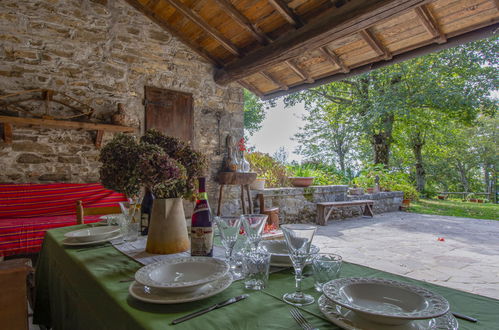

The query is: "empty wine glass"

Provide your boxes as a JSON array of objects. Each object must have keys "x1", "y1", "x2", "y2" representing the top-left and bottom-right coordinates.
[
  {"x1": 214, "y1": 216, "x2": 242, "y2": 267},
  {"x1": 281, "y1": 224, "x2": 317, "y2": 306},
  {"x1": 241, "y1": 214, "x2": 268, "y2": 251}
]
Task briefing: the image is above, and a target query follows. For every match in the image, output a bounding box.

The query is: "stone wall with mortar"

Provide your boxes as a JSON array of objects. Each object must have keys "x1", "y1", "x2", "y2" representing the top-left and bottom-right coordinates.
[
  {"x1": 0, "y1": 0, "x2": 244, "y2": 213},
  {"x1": 250, "y1": 186, "x2": 403, "y2": 224}
]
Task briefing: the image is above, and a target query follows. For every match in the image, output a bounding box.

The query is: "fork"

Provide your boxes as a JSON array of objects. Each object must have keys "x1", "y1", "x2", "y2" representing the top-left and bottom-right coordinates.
[{"x1": 290, "y1": 308, "x2": 319, "y2": 330}]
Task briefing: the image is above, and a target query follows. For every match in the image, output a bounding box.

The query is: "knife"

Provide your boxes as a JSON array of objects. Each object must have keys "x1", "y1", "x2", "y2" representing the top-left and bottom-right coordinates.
[
  {"x1": 452, "y1": 312, "x2": 478, "y2": 323},
  {"x1": 171, "y1": 294, "x2": 249, "y2": 325}
]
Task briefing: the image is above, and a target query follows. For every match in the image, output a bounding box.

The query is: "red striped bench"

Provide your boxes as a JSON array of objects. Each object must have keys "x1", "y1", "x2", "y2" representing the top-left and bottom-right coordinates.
[{"x1": 0, "y1": 183, "x2": 126, "y2": 257}]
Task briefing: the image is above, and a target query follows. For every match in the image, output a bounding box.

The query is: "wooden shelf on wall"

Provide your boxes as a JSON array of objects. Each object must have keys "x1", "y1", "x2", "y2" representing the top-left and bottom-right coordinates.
[{"x1": 0, "y1": 115, "x2": 139, "y2": 148}]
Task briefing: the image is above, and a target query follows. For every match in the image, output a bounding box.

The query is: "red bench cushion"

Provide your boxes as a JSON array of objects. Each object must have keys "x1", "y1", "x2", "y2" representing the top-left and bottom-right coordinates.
[
  {"x1": 0, "y1": 183, "x2": 126, "y2": 257},
  {"x1": 0, "y1": 215, "x2": 102, "y2": 257}
]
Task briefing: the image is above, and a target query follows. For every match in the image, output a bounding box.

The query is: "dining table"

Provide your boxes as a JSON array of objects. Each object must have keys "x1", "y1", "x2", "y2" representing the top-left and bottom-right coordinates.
[{"x1": 34, "y1": 224, "x2": 499, "y2": 329}]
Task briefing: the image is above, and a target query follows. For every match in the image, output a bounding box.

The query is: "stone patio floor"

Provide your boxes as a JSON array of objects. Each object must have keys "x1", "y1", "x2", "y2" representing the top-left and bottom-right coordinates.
[{"x1": 314, "y1": 211, "x2": 499, "y2": 300}]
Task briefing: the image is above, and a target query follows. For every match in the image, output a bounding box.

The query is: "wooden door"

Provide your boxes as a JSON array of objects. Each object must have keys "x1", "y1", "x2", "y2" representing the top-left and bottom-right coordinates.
[{"x1": 144, "y1": 87, "x2": 194, "y2": 145}]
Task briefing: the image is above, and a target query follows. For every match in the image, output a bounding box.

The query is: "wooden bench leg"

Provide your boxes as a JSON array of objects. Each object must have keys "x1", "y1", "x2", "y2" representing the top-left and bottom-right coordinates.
[
  {"x1": 317, "y1": 205, "x2": 326, "y2": 225},
  {"x1": 363, "y1": 203, "x2": 374, "y2": 217}
]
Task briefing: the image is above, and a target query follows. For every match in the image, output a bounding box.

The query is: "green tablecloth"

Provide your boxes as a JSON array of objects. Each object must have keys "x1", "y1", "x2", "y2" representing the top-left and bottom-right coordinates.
[{"x1": 34, "y1": 225, "x2": 499, "y2": 329}]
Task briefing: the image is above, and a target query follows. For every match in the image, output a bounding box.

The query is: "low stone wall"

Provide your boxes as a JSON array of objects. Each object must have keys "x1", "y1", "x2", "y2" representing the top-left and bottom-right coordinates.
[{"x1": 249, "y1": 185, "x2": 403, "y2": 224}]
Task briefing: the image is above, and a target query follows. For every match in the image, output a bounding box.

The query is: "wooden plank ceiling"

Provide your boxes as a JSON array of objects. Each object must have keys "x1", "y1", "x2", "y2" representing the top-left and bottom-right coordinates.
[{"x1": 125, "y1": 0, "x2": 499, "y2": 99}]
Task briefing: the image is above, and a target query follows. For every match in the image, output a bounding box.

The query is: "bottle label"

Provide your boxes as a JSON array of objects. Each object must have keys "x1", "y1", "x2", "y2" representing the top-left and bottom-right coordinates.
[{"x1": 190, "y1": 226, "x2": 213, "y2": 256}]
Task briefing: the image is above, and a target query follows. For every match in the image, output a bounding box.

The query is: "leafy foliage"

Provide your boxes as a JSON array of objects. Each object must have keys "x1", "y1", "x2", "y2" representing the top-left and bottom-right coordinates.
[
  {"x1": 245, "y1": 152, "x2": 290, "y2": 187},
  {"x1": 99, "y1": 130, "x2": 207, "y2": 199}
]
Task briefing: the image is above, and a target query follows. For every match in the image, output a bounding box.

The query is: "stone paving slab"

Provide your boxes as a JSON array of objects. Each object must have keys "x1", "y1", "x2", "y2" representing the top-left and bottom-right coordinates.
[{"x1": 314, "y1": 211, "x2": 499, "y2": 300}]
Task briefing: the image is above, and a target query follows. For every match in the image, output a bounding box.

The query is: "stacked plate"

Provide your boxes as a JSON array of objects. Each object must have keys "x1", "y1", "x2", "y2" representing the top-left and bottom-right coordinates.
[
  {"x1": 63, "y1": 226, "x2": 121, "y2": 246},
  {"x1": 318, "y1": 277, "x2": 458, "y2": 330},
  {"x1": 259, "y1": 240, "x2": 319, "y2": 267},
  {"x1": 129, "y1": 257, "x2": 232, "y2": 304}
]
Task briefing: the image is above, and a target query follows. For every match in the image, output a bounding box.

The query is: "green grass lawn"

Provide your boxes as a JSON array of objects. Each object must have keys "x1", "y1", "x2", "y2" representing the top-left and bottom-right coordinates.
[{"x1": 407, "y1": 199, "x2": 499, "y2": 220}]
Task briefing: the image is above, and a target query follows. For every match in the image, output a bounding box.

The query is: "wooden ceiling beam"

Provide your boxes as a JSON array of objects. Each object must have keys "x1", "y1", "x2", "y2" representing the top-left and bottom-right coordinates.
[
  {"x1": 164, "y1": 0, "x2": 241, "y2": 56},
  {"x1": 123, "y1": 0, "x2": 222, "y2": 66},
  {"x1": 262, "y1": 23, "x2": 498, "y2": 100},
  {"x1": 359, "y1": 28, "x2": 392, "y2": 60},
  {"x1": 268, "y1": 0, "x2": 303, "y2": 28},
  {"x1": 212, "y1": 0, "x2": 271, "y2": 45},
  {"x1": 285, "y1": 60, "x2": 314, "y2": 83},
  {"x1": 319, "y1": 46, "x2": 350, "y2": 73},
  {"x1": 260, "y1": 71, "x2": 288, "y2": 90},
  {"x1": 238, "y1": 80, "x2": 264, "y2": 97},
  {"x1": 415, "y1": 5, "x2": 446, "y2": 44},
  {"x1": 215, "y1": 0, "x2": 430, "y2": 84}
]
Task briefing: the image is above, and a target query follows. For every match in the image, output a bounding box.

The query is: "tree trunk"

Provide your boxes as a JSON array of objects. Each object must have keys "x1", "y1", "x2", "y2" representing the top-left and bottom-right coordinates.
[
  {"x1": 484, "y1": 163, "x2": 490, "y2": 194},
  {"x1": 372, "y1": 133, "x2": 390, "y2": 166},
  {"x1": 411, "y1": 133, "x2": 426, "y2": 192},
  {"x1": 455, "y1": 160, "x2": 469, "y2": 192},
  {"x1": 338, "y1": 152, "x2": 346, "y2": 176},
  {"x1": 371, "y1": 114, "x2": 394, "y2": 166}
]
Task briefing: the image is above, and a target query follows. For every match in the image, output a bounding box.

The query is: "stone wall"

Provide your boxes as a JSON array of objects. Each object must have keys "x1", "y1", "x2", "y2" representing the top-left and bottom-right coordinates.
[
  {"x1": 250, "y1": 186, "x2": 403, "y2": 224},
  {"x1": 0, "y1": 0, "x2": 244, "y2": 212}
]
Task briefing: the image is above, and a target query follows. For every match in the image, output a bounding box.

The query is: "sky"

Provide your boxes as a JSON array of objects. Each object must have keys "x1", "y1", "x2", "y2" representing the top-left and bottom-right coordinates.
[{"x1": 247, "y1": 99, "x2": 307, "y2": 162}]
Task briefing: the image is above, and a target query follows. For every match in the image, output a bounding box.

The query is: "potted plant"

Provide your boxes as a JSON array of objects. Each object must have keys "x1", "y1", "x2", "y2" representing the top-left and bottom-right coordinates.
[
  {"x1": 391, "y1": 183, "x2": 419, "y2": 208},
  {"x1": 288, "y1": 166, "x2": 315, "y2": 188},
  {"x1": 250, "y1": 177, "x2": 266, "y2": 190},
  {"x1": 99, "y1": 130, "x2": 207, "y2": 254}
]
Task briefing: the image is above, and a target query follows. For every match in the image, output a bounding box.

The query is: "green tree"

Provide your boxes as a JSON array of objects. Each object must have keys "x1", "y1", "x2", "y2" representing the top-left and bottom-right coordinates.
[
  {"x1": 284, "y1": 36, "x2": 498, "y2": 192},
  {"x1": 243, "y1": 89, "x2": 275, "y2": 136}
]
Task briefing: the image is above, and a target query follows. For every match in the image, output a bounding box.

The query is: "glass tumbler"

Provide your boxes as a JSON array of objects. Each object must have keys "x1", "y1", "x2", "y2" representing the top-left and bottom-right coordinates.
[
  {"x1": 312, "y1": 253, "x2": 342, "y2": 292},
  {"x1": 243, "y1": 251, "x2": 271, "y2": 290}
]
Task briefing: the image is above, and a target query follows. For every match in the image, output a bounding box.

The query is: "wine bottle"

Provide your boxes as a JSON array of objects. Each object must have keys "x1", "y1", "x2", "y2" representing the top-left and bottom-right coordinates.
[
  {"x1": 190, "y1": 177, "x2": 213, "y2": 257},
  {"x1": 140, "y1": 190, "x2": 154, "y2": 236}
]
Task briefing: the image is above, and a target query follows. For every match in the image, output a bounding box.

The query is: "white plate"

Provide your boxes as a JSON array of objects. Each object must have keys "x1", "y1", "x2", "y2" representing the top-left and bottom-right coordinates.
[
  {"x1": 135, "y1": 257, "x2": 229, "y2": 293},
  {"x1": 64, "y1": 226, "x2": 120, "y2": 242},
  {"x1": 318, "y1": 295, "x2": 458, "y2": 330},
  {"x1": 259, "y1": 240, "x2": 319, "y2": 267},
  {"x1": 129, "y1": 273, "x2": 233, "y2": 304},
  {"x1": 322, "y1": 278, "x2": 450, "y2": 325},
  {"x1": 63, "y1": 233, "x2": 122, "y2": 246}
]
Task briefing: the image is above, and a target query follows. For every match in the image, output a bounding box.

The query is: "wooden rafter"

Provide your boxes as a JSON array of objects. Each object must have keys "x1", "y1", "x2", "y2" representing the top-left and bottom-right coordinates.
[
  {"x1": 262, "y1": 23, "x2": 498, "y2": 100},
  {"x1": 415, "y1": 5, "x2": 446, "y2": 44},
  {"x1": 285, "y1": 60, "x2": 314, "y2": 83},
  {"x1": 260, "y1": 71, "x2": 288, "y2": 91},
  {"x1": 319, "y1": 46, "x2": 350, "y2": 73},
  {"x1": 212, "y1": 0, "x2": 270, "y2": 45},
  {"x1": 238, "y1": 80, "x2": 264, "y2": 97},
  {"x1": 123, "y1": 0, "x2": 222, "y2": 66},
  {"x1": 163, "y1": 0, "x2": 241, "y2": 56},
  {"x1": 359, "y1": 28, "x2": 391, "y2": 60},
  {"x1": 268, "y1": 0, "x2": 303, "y2": 27},
  {"x1": 215, "y1": 0, "x2": 430, "y2": 84}
]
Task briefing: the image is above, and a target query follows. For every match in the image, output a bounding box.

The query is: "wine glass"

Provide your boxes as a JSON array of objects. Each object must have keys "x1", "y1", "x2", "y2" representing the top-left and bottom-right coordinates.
[
  {"x1": 241, "y1": 214, "x2": 268, "y2": 251},
  {"x1": 214, "y1": 216, "x2": 242, "y2": 267},
  {"x1": 281, "y1": 224, "x2": 317, "y2": 306}
]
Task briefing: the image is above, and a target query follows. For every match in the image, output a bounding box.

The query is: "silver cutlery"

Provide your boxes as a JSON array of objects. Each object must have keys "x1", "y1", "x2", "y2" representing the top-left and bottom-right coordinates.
[
  {"x1": 171, "y1": 294, "x2": 249, "y2": 325},
  {"x1": 452, "y1": 312, "x2": 478, "y2": 323},
  {"x1": 290, "y1": 308, "x2": 319, "y2": 330}
]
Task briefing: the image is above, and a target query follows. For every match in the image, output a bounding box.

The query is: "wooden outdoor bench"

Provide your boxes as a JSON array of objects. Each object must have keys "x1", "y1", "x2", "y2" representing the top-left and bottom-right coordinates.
[{"x1": 316, "y1": 200, "x2": 374, "y2": 226}]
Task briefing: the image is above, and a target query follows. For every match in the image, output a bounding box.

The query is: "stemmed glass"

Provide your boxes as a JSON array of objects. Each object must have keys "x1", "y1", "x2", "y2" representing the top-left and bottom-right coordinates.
[
  {"x1": 214, "y1": 216, "x2": 242, "y2": 268},
  {"x1": 281, "y1": 224, "x2": 317, "y2": 306},
  {"x1": 241, "y1": 214, "x2": 268, "y2": 251}
]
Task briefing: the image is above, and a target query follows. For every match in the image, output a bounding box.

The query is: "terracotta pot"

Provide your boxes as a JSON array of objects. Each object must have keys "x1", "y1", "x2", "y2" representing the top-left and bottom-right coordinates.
[
  {"x1": 289, "y1": 177, "x2": 314, "y2": 187},
  {"x1": 437, "y1": 196, "x2": 445, "y2": 200},
  {"x1": 469, "y1": 198, "x2": 477, "y2": 203},
  {"x1": 366, "y1": 188, "x2": 375, "y2": 194},
  {"x1": 146, "y1": 198, "x2": 190, "y2": 254},
  {"x1": 402, "y1": 199, "x2": 411, "y2": 206},
  {"x1": 250, "y1": 178, "x2": 266, "y2": 190},
  {"x1": 477, "y1": 199, "x2": 484, "y2": 203}
]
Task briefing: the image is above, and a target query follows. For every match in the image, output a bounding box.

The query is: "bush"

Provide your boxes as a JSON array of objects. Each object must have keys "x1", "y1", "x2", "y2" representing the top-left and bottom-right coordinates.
[
  {"x1": 246, "y1": 152, "x2": 290, "y2": 188},
  {"x1": 287, "y1": 163, "x2": 346, "y2": 186},
  {"x1": 353, "y1": 164, "x2": 419, "y2": 200}
]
